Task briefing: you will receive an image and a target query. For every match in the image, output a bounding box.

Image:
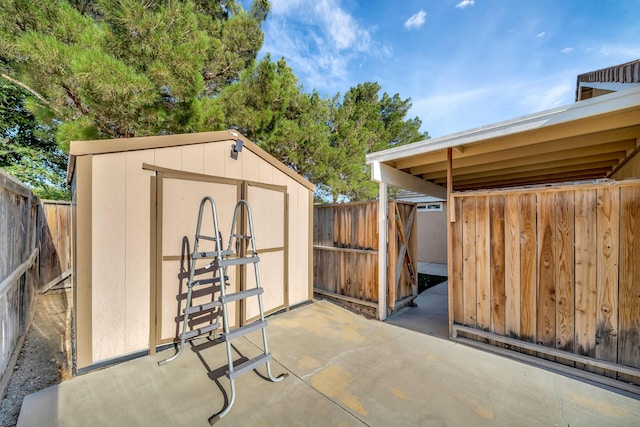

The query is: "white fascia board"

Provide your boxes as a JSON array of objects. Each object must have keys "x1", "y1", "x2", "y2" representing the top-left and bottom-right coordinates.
[
  {"x1": 371, "y1": 161, "x2": 447, "y2": 199},
  {"x1": 579, "y1": 82, "x2": 640, "y2": 92},
  {"x1": 366, "y1": 85, "x2": 640, "y2": 164}
]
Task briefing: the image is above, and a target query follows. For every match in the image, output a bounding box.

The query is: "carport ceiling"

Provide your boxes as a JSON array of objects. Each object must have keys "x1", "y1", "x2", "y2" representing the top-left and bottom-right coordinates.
[{"x1": 367, "y1": 87, "x2": 640, "y2": 192}]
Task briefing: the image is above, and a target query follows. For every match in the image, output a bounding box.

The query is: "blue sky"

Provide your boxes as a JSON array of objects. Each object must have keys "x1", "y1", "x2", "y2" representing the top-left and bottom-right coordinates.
[{"x1": 243, "y1": 0, "x2": 640, "y2": 138}]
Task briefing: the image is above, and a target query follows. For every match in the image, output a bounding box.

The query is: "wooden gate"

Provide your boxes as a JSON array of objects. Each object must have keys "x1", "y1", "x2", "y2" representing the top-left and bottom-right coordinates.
[{"x1": 313, "y1": 201, "x2": 417, "y2": 317}]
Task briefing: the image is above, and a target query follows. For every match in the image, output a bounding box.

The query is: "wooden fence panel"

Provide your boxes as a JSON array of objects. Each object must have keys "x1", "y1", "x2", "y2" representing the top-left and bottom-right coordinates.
[
  {"x1": 39, "y1": 201, "x2": 72, "y2": 287},
  {"x1": 451, "y1": 180, "x2": 640, "y2": 382},
  {"x1": 313, "y1": 201, "x2": 416, "y2": 316},
  {"x1": 0, "y1": 171, "x2": 38, "y2": 383}
]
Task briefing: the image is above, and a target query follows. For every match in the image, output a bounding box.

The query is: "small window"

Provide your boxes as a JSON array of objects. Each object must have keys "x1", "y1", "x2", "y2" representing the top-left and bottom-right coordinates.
[{"x1": 417, "y1": 202, "x2": 443, "y2": 212}]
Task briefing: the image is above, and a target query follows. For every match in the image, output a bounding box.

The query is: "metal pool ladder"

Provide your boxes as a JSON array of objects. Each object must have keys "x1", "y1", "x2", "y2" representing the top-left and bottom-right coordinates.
[{"x1": 158, "y1": 196, "x2": 287, "y2": 424}]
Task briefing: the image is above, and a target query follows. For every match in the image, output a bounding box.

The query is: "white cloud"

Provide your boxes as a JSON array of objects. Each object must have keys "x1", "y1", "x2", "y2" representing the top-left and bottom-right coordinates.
[
  {"x1": 455, "y1": 0, "x2": 475, "y2": 9},
  {"x1": 519, "y1": 82, "x2": 573, "y2": 112},
  {"x1": 536, "y1": 32, "x2": 546, "y2": 38},
  {"x1": 560, "y1": 47, "x2": 574, "y2": 54},
  {"x1": 260, "y1": 0, "x2": 391, "y2": 94},
  {"x1": 404, "y1": 10, "x2": 427, "y2": 30}
]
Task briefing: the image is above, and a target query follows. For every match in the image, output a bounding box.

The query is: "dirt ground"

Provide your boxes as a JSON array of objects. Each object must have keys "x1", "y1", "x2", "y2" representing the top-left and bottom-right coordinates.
[{"x1": 0, "y1": 289, "x2": 71, "y2": 427}]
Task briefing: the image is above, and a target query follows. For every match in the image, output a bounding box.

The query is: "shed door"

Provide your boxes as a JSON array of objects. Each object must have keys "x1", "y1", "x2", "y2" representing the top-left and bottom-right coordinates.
[
  {"x1": 242, "y1": 182, "x2": 288, "y2": 323},
  {"x1": 154, "y1": 172, "x2": 241, "y2": 346},
  {"x1": 151, "y1": 170, "x2": 289, "y2": 350}
]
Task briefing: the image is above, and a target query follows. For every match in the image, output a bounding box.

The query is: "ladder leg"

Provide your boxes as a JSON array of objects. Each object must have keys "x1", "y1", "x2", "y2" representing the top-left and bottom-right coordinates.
[
  {"x1": 158, "y1": 284, "x2": 193, "y2": 366},
  {"x1": 208, "y1": 376, "x2": 236, "y2": 424}
]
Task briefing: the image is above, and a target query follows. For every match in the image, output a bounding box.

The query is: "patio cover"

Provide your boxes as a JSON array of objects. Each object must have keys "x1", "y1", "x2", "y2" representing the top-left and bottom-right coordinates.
[
  {"x1": 367, "y1": 85, "x2": 640, "y2": 193},
  {"x1": 366, "y1": 86, "x2": 640, "y2": 320}
]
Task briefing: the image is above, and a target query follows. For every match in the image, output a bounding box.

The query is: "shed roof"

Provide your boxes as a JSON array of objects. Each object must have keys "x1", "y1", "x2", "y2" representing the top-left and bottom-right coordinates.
[
  {"x1": 66, "y1": 129, "x2": 315, "y2": 191},
  {"x1": 367, "y1": 86, "x2": 640, "y2": 193}
]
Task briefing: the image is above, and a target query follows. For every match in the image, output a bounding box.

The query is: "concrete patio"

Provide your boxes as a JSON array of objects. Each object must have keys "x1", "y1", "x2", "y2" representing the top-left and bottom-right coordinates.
[{"x1": 17, "y1": 298, "x2": 640, "y2": 426}]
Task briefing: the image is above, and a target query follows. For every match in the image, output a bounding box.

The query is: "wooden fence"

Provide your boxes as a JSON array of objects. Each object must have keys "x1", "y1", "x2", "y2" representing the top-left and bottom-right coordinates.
[
  {"x1": 450, "y1": 180, "x2": 640, "y2": 384},
  {"x1": 313, "y1": 201, "x2": 417, "y2": 317},
  {"x1": 0, "y1": 169, "x2": 72, "y2": 389}
]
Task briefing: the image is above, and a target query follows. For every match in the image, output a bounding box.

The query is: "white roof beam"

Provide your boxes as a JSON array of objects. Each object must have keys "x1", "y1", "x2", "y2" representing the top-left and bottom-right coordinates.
[{"x1": 371, "y1": 161, "x2": 447, "y2": 199}]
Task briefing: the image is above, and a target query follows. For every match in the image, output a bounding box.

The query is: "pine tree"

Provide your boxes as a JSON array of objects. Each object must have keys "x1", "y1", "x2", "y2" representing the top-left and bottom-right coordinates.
[{"x1": 0, "y1": 0, "x2": 270, "y2": 147}]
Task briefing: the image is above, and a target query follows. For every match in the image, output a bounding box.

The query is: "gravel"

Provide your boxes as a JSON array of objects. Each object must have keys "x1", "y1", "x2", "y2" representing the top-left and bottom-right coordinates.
[{"x1": 0, "y1": 289, "x2": 71, "y2": 427}]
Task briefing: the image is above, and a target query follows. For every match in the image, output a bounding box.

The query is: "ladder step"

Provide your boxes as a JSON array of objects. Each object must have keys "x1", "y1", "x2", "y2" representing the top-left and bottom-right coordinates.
[
  {"x1": 222, "y1": 320, "x2": 267, "y2": 341},
  {"x1": 181, "y1": 322, "x2": 220, "y2": 340},
  {"x1": 217, "y1": 256, "x2": 259, "y2": 267},
  {"x1": 230, "y1": 234, "x2": 252, "y2": 239},
  {"x1": 220, "y1": 287, "x2": 263, "y2": 304},
  {"x1": 192, "y1": 249, "x2": 233, "y2": 259},
  {"x1": 184, "y1": 301, "x2": 222, "y2": 315},
  {"x1": 196, "y1": 235, "x2": 219, "y2": 241},
  {"x1": 190, "y1": 276, "x2": 228, "y2": 287},
  {"x1": 226, "y1": 353, "x2": 272, "y2": 380}
]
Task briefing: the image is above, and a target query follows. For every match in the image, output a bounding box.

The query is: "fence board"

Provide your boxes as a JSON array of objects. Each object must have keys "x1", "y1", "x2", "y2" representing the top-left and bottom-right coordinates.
[
  {"x1": 575, "y1": 189, "x2": 597, "y2": 357},
  {"x1": 595, "y1": 187, "x2": 619, "y2": 366},
  {"x1": 555, "y1": 191, "x2": 575, "y2": 352},
  {"x1": 520, "y1": 193, "x2": 537, "y2": 343},
  {"x1": 475, "y1": 196, "x2": 491, "y2": 331},
  {"x1": 619, "y1": 185, "x2": 640, "y2": 369},
  {"x1": 462, "y1": 197, "x2": 477, "y2": 327},
  {"x1": 504, "y1": 194, "x2": 521, "y2": 337},
  {"x1": 490, "y1": 195, "x2": 505, "y2": 335},
  {"x1": 537, "y1": 192, "x2": 556, "y2": 347}
]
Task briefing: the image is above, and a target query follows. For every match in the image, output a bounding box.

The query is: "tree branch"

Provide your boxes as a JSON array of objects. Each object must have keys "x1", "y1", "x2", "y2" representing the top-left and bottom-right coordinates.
[{"x1": 1, "y1": 73, "x2": 50, "y2": 106}]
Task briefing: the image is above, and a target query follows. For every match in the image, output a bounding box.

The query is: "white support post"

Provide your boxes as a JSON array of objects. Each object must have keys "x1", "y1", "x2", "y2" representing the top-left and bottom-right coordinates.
[{"x1": 377, "y1": 181, "x2": 388, "y2": 321}]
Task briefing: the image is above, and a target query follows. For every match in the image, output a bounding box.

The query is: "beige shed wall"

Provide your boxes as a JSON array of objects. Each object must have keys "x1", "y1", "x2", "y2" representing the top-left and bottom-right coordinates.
[
  {"x1": 416, "y1": 204, "x2": 448, "y2": 265},
  {"x1": 77, "y1": 136, "x2": 312, "y2": 367}
]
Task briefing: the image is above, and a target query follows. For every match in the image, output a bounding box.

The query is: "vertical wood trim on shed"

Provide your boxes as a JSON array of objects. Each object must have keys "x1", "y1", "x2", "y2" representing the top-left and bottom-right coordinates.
[
  {"x1": 149, "y1": 175, "x2": 158, "y2": 355},
  {"x1": 308, "y1": 190, "x2": 314, "y2": 303},
  {"x1": 154, "y1": 172, "x2": 164, "y2": 349},
  {"x1": 74, "y1": 155, "x2": 93, "y2": 369}
]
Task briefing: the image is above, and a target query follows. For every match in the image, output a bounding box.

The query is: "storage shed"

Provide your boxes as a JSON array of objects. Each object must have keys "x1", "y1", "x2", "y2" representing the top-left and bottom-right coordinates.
[
  {"x1": 67, "y1": 130, "x2": 315, "y2": 372},
  {"x1": 367, "y1": 85, "x2": 640, "y2": 385}
]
